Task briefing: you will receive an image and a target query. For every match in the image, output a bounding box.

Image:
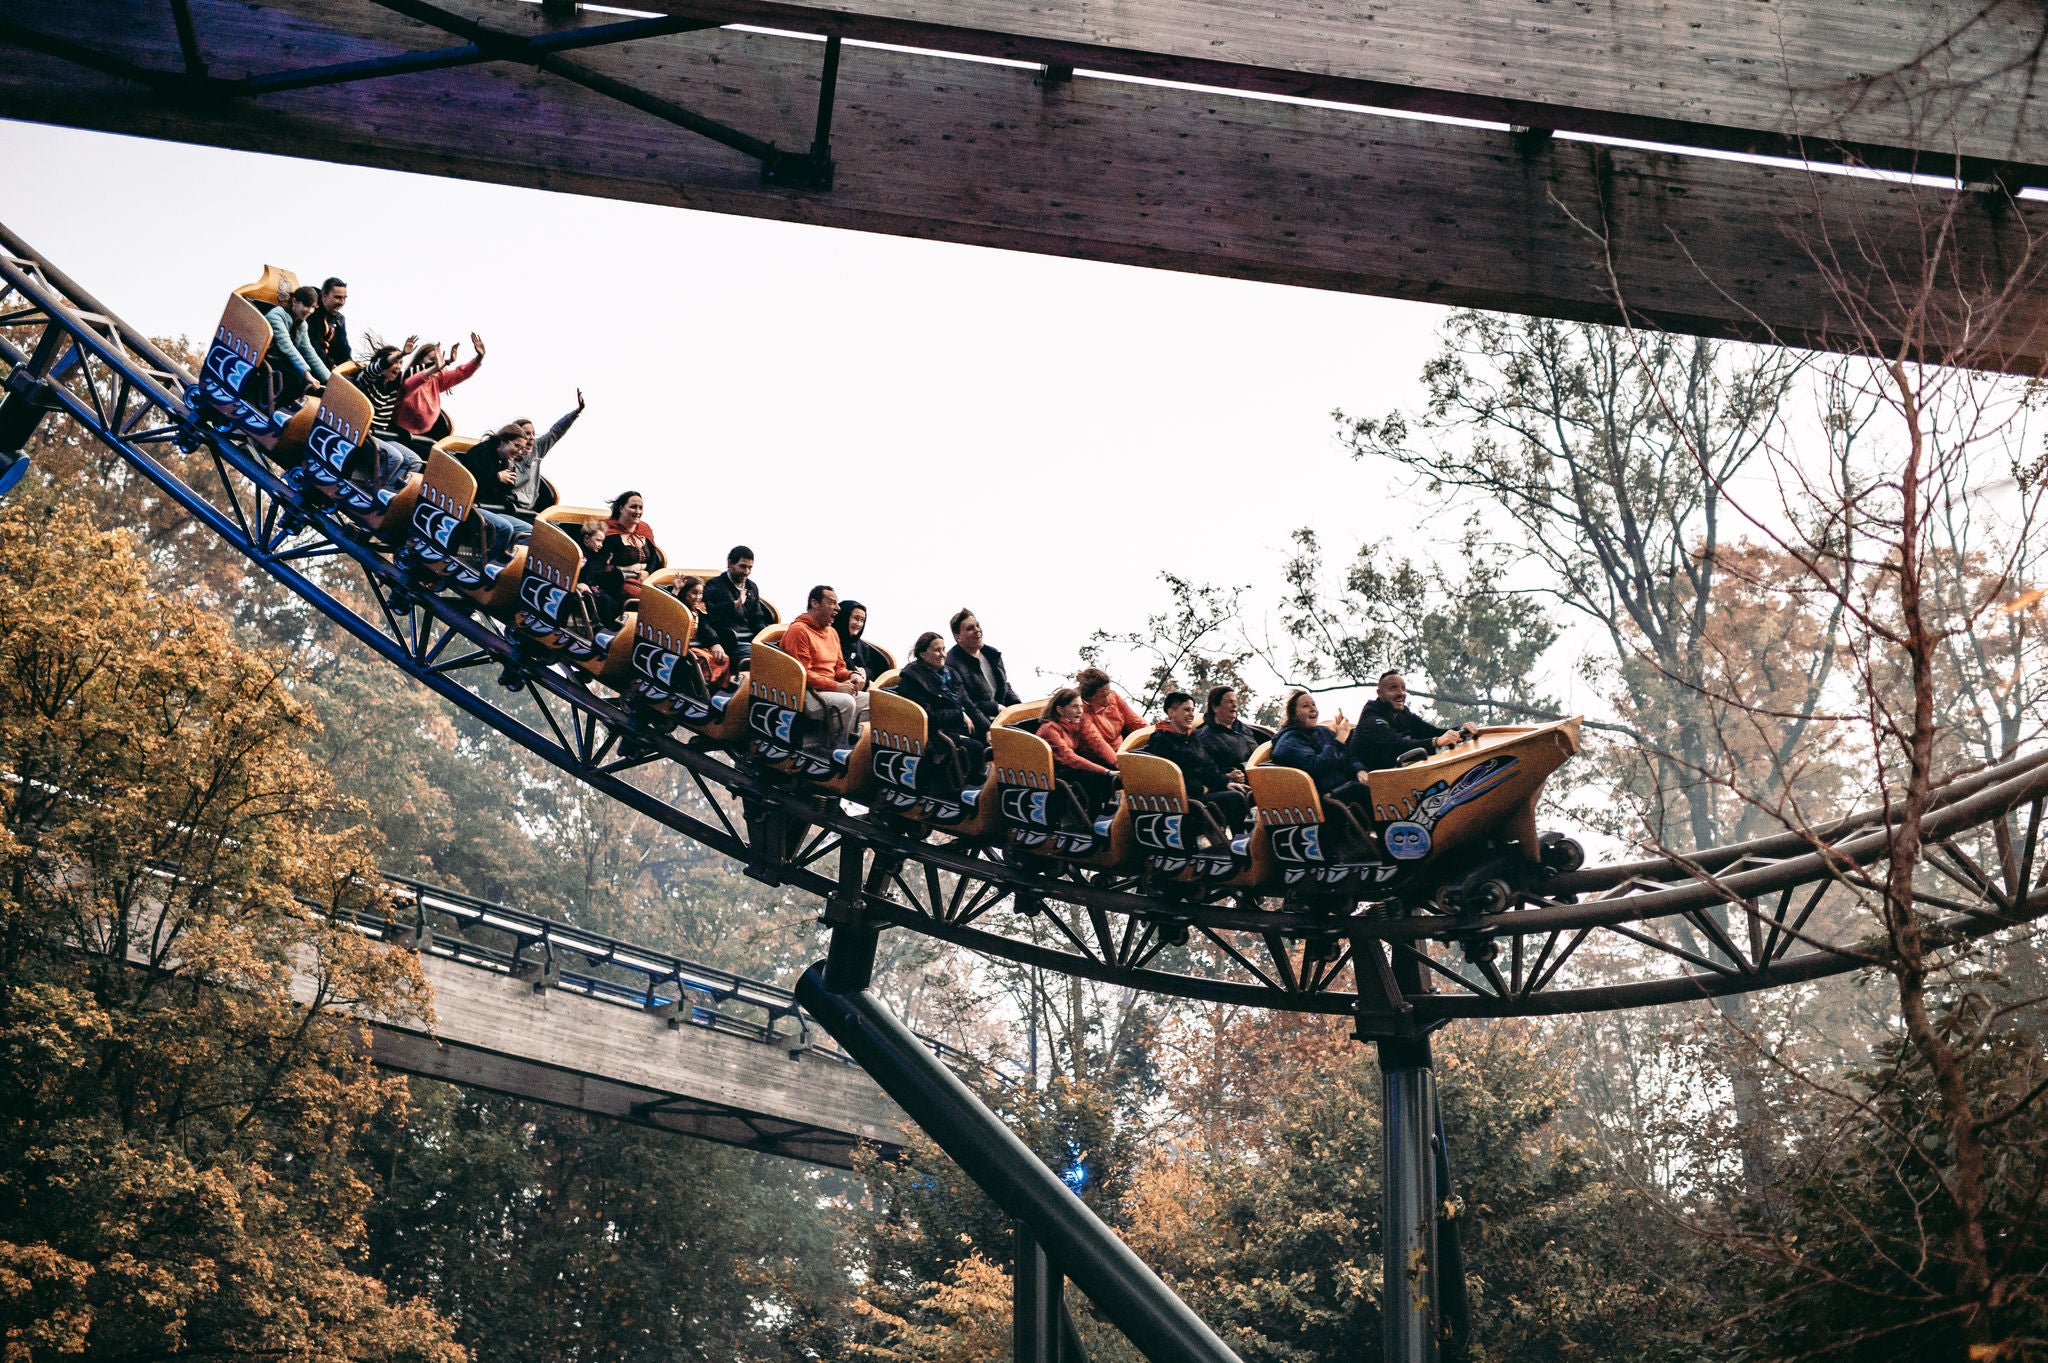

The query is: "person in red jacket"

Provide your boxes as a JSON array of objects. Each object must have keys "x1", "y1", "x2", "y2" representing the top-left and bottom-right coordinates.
[
  {"x1": 396, "y1": 333, "x2": 484, "y2": 444},
  {"x1": 781, "y1": 584, "x2": 871, "y2": 755},
  {"x1": 1041, "y1": 687, "x2": 1120, "y2": 817},
  {"x1": 1076, "y1": 667, "x2": 1146, "y2": 755}
]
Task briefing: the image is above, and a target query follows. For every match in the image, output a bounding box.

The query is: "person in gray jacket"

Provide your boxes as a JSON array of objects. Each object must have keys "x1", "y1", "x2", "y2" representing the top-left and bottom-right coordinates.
[
  {"x1": 461, "y1": 390, "x2": 585, "y2": 519},
  {"x1": 504, "y1": 389, "x2": 585, "y2": 514}
]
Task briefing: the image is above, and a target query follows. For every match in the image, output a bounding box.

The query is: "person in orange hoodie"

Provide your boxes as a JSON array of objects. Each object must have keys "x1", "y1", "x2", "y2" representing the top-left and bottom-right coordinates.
[
  {"x1": 781, "y1": 584, "x2": 871, "y2": 755},
  {"x1": 1076, "y1": 667, "x2": 1146, "y2": 755},
  {"x1": 1041, "y1": 687, "x2": 1121, "y2": 818}
]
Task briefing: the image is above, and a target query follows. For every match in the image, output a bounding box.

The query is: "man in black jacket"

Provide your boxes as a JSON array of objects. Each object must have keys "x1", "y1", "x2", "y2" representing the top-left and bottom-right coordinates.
[
  {"x1": 1149, "y1": 692, "x2": 1252, "y2": 840},
  {"x1": 1347, "y1": 670, "x2": 1477, "y2": 769},
  {"x1": 1193, "y1": 685, "x2": 1274, "y2": 782},
  {"x1": 309, "y1": 278, "x2": 350, "y2": 372},
  {"x1": 704, "y1": 546, "x2": 773, "y2": 668},
  {"x1": 946, "y1": 608, "x2": 1020, "y2": 724}
]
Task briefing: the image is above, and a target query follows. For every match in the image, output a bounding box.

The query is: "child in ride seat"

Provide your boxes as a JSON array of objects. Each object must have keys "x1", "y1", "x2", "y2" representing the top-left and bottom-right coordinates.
[
  {"x1": 577, "y1": 521, "x2": 627, "y2": 629},
  {"x1": 676, "y1": 576, "x2": 733, "y2": 693}
]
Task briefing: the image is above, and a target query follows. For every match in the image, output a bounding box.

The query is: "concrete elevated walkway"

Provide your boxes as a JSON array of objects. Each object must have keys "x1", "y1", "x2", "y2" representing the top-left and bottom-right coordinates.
[{"x1": 361, "y1": 950, "x2": 909, "y2": 1168}]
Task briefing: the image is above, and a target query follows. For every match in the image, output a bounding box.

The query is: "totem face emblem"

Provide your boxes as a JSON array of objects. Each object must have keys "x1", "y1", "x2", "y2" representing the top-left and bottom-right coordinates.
[
  {"x1": 1384, "y1": 820, "x2": 1431, "y2": 861},
  {"x1": 1134, "y1": 812, "x2": 1184, "y2": 852},
  {"x1": 1000, "y1": 786, "x2": 1049, "y2": 827},
  {"x1": 873, "y1": 749, "x2": 919, "y2": 790},
  {"x1": 413, "y1": 502, "x2": 460, "y2": 550},
  {"x1": 519, "y1": 573, "x2": 566, "y2": 623},
  {"x1": 1269, "y1": 824, "x2": 1324, "y2": 864},
  {"x1": 306, "y1": 418, "x2": 356, "y2": 476},
  {"x1": 749, "y1": 701, "x2": 795, "y2": 746},
  {"x1": 631, "y1": 641, "x2": 677, "y2": 689}
]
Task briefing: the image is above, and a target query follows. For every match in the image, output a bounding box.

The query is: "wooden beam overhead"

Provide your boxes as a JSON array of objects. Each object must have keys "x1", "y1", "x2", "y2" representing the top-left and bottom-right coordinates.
[
  {"x1": 2, "y1": 0, "x2": 2042, "y2": 370},
  {"x1": 617, "y1": 0, "x2": 2048, "y2": 179}
]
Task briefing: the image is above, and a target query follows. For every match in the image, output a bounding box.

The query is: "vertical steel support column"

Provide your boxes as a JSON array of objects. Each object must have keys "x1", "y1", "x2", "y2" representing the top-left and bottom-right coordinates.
[
  {"x1": 1377, "y1": 1035, "x2": 1440, "y2": 1363},
  {"x1": 795, "y1": 967, "x2": 1240, "y2": 1363},
  {"x1": 1015, "y1": 1224, "x2": 1057, "y2": 1363},
  {"x1": 810, "y1": 34, "x2": 841, "y2": 166},
  {"x1": 1433, "y1": 1100, "x2": 1471, "y2": 1360},
  {"x1": 823, "y1": 837, "x2": 878, "y2": 991}
]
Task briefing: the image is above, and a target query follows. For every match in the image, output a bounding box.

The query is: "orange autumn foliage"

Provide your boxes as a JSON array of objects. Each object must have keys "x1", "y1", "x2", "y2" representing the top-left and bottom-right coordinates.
[{"x1": 0, "y1": 493, "x2": 461, "y2": 1362}]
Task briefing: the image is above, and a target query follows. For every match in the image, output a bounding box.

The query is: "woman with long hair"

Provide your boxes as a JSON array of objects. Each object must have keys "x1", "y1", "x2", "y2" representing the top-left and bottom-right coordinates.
[
  {"x1": 394, "y1": 334, "x2": 483, "y2": 445},
  {"x1": 1269, "y1": 688, "x2": 1374, "y2": 847},
  {"x1": 675, "y1": 574, "x2": 731, "y2": 693},
  {"x1": 592, "y1": 490, "x2": 665, "y2": 604},
  {"x1": 1040, "y1": 686, "x2": 1120, "y2": 823}
]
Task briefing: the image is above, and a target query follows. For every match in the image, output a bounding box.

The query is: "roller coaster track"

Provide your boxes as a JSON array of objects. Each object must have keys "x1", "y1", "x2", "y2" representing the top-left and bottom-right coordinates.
[{"x1": 7, "y1": 219, "x2": 2048, "y2": 1029}]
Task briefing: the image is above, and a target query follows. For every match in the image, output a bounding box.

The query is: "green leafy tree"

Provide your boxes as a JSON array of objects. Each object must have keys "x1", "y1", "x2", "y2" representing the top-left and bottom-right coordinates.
[
  {"x1": 1282, "y1": 521, "x2": 1559, "y2": 726},
  {"x1": 365, "y1": 1085, "x2": 848, "y2": 1362}
]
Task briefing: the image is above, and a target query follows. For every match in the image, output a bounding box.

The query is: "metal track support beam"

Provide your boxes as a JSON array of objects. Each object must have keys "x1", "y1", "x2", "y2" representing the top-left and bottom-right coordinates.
[
  {"x1": 1014, "y1": 1224, "x2": 1091, "y2": 1361},
  {"x1": 1378, "y1": 1035, "x2": 1442, "y2": 1363},
  {"x1": 797, "y1": 954, "x2": 1241, "y2": 1363}
]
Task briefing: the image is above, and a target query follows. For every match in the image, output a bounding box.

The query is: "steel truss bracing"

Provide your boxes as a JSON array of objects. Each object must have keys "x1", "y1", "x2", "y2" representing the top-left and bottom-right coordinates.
[
  {"x1": 0, "y1": 1, "x2": 844, "y2": 189},
  {"x1": 5, "y1": 216, "x2": 2048, "y2": 1038}
]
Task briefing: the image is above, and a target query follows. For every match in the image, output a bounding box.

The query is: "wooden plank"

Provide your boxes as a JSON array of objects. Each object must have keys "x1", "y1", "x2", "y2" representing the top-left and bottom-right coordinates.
[
  {"x1": 49, "y1": 0, "x2": 2047, "y2": 170},
  {"x1": 370, "y1": 1029, "x2": 884, "y2": 1167},
  {"x1": 623, "y1": 0, "x2": 2048, "y2": 175},
  {"x1": 3, "y1": 0, "x2": 2043, "y2": 369}
]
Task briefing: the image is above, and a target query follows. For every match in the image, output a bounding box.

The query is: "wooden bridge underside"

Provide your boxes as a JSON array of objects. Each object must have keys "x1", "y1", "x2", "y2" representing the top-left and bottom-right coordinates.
[{"x1": 3, "y1": 0, "x2": 2044, "y2": 365}]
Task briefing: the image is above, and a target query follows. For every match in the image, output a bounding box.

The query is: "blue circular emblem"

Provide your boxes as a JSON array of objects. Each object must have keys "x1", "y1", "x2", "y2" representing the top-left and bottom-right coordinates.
[{"x1": 1384, "y1": 821, "x2": 1432, "y2": 861}]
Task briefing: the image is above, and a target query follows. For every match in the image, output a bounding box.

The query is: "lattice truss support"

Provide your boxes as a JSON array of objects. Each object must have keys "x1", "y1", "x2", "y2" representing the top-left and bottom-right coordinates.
[{"x1": 7, "y1": 221, "x2": 2048, "y2": 1030}]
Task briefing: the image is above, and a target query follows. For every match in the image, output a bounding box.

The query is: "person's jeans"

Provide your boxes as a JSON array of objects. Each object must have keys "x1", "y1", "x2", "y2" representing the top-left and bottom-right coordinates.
[
  {"x1": 476, "y1": 507, "x2": 530, "y2": 561},
  {"x1": 803, "y1": 688, "x2": 871, "y2": 755},
  {"x1": 370, "y1": 437, "x2": 421, "y2": 494}
]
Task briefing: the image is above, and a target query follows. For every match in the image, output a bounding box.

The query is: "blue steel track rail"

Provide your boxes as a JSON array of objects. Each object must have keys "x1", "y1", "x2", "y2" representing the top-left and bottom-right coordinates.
[{"x1": 7, "y1": 218, "x2": 2048, "y2": 1025}]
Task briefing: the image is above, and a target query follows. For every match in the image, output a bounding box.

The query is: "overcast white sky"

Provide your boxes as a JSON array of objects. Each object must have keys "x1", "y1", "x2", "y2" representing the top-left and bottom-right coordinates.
[{"x1": 3, "y1": 119, "x2": 1465, "y2": 700}]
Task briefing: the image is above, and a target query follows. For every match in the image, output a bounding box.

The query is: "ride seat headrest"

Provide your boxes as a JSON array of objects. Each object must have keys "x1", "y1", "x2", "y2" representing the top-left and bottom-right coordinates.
[{"x1": 234, "y1": 264, "x2": 300, "y2": 309}]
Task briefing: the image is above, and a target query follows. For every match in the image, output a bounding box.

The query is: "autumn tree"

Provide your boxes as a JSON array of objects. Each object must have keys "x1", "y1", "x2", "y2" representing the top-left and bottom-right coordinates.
[
  {"x1": 848, "y1": 1074, "x2": 1141, "y2": 1358},
  {"x1": 1123, "y1": 1017, "x2": 1710, "y2": 1362},
  {"x1": 0, "y1": 488, "x2": 461, "y2": 1360},
  {"x1": 1334, "y1": 317, "x2": 1820, "y2": 850}
]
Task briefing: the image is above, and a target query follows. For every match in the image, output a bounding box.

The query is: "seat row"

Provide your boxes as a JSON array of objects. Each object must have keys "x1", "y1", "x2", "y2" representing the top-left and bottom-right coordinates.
[{"x1": 193, "y1": 279, "x2": 1582, "y2": 908}]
